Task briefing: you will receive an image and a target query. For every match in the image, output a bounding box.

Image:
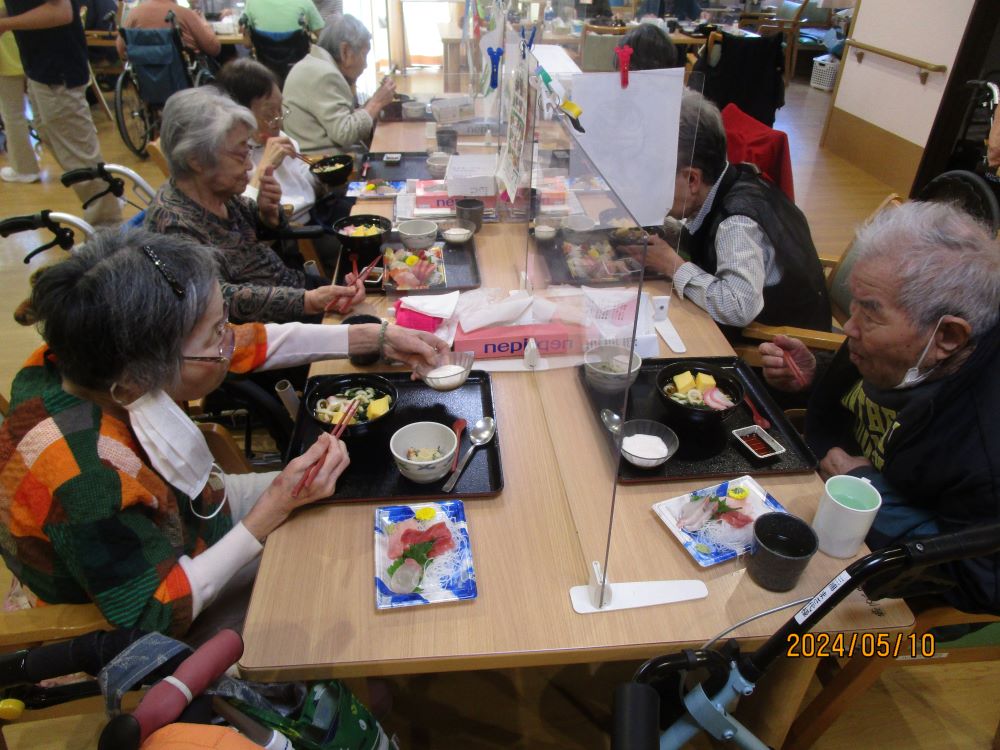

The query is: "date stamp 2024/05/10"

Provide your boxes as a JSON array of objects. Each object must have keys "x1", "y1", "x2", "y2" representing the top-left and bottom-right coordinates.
[{"x1": 786, "y1": 631, "x2": 936, "y2": 659}]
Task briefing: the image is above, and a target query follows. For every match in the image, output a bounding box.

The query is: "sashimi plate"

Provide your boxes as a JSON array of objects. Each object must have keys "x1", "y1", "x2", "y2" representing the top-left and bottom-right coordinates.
[
  {"x1": 651, "y1": 475, "x2": 787, "y2": 567},
  {"x1": 374, "y1": 500, "x2": 477, "y2": 609}
]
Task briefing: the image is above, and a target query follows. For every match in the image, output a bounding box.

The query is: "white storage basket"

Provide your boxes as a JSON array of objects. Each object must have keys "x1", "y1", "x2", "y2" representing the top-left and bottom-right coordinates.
[{"x1": 811, "y1": 54, "x2": 840, "y2": 92}]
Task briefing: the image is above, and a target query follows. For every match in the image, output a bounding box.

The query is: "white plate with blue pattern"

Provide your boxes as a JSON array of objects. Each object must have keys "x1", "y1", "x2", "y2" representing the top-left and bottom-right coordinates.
[
  {"x1": 652, "y1": 476, "x2": 788, "y2": 567},
  {"x1": 374, "y1": 500, "x2": 477, "y2": 609}
]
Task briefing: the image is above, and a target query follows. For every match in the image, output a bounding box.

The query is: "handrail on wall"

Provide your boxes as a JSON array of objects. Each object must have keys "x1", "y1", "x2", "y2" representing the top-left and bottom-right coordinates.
[{"x1": 845, "y1": 39, "x2": 947, "y2": 85}]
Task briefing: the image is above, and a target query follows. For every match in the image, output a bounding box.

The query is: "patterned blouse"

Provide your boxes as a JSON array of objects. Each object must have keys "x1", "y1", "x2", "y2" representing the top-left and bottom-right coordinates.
[{"x1": 144, "y1": 180, "x2": 307, "y2": 323}]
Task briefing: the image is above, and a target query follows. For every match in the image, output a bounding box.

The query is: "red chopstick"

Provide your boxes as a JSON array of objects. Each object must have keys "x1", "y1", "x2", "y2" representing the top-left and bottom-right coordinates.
[
  {"x1": 292, "y1": 398, "x2": 360, "y2": 498},
  {"x1": 783, "y1": 349, "x2": 807, "y2": 388},
  {"x1": 332, "y1": 398, "x2": 361, "y2": 440},
  {"x1": 324, "y1": 256, "x2": 382, "y2": 313}
]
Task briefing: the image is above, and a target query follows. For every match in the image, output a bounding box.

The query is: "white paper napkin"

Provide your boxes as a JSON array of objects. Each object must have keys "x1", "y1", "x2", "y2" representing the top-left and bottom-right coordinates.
[{"x1": 400, "y1": 290, "x2": 460, "y2": 320}]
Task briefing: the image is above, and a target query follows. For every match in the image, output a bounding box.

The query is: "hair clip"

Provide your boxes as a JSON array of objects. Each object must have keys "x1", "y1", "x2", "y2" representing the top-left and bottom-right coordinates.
[{"x1": 141, "y1": 244, "x2": 185, "y2": 298}]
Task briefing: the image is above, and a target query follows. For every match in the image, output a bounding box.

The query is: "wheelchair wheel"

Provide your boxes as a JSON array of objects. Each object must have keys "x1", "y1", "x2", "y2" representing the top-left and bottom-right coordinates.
[
  {"x1": 114, "y1": 70, "x2": 150, "y2": 158},
  {"x1": 193, "y1": 66, "x2": 215, "y2": 87}
]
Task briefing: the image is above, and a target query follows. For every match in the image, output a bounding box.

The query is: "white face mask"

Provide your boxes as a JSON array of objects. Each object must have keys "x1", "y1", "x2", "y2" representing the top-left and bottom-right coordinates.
[
  {"x1": 121, "y1": 389, "x2": 219, "y2": 504},
  {"x1": 893, "y1": 316, "x2": 945, "y2": 390}
]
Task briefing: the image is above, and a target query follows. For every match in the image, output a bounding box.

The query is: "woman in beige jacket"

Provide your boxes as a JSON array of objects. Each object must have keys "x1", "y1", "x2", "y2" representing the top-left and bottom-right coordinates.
[{"x1": 281, "y1": 13, "x2": 394, "y2": 155}]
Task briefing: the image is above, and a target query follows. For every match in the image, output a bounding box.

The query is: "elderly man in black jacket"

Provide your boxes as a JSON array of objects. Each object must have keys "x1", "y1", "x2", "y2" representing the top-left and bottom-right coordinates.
[
  {"x1": 629, "y1": 90, "x2": 831, "y2": 341},
  {"x1": 760, "y1": 200, "x2": 1000, "y2": 613}
]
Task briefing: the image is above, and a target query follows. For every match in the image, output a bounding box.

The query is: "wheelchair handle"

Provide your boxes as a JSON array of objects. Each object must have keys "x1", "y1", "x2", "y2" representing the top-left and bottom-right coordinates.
[
  {"x1": 0, "y1": 213, "x2": 49, "y2": 237},
  {"x1": 904, "y1": 522, "x2": 1000, "y2": 567},
  {"x1": 60, "y1": 165, "x2": 109, "y2": 188}
]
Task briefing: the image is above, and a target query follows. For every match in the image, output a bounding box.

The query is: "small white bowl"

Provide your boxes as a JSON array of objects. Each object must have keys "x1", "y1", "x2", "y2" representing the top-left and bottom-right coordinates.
[
  {"x1": 620, "y1": 419, "x2": 678, "y2": 469},
  {"x1": 397, "y1": 219, "x2": 438, "y2": 250},
  {"x1": 442, "y1": 226, "x2": 472, "y2": 244},
  {"x1": 402, "y1": 101, "x2": 426, "y2": 119},
  {"x1": 416, "y1": 350, "x2": 475, "y2": 391},
  {"x1": 426, "y1": 153, "x2": 450, "y2": 179},
  {"x1": 583, "y1": 344, "x2": 642, "y2": 394},
  {"x1": 534, "y1": 224, "x2": 557, "y2": 241},
  {"x1": 390, "y1": 422, "x2": 458, "y2": 483}
]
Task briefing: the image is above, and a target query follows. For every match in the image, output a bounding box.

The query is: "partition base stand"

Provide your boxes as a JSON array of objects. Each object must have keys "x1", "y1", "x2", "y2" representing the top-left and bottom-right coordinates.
[{"x1": 569, "y1": 561, "x2": 708, "y2": 614}]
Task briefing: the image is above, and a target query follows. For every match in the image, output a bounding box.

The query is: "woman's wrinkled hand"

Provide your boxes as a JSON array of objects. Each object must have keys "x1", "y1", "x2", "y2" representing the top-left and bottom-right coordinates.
[
  {"x1": 819, "y1": 447, "x2": 871, "y2": 480},
  {"x1": 758, "y1": 334, "x2": 817, "y2": 392},
  {"x1": 258, "y1": 136, "x2": 296, "y2": 170},
  {"x1": 382, "y1": 326, "x2": 449, "y2": 377},
  {"x1": 256, "y1": 166, "x2": 283, "y2": 227},
  {"x1": 243, "y1": 434, "x2": 349, "y2": 541},
  {"x1": 304, "y1": 281, "x2": 366, "y2": 315}
]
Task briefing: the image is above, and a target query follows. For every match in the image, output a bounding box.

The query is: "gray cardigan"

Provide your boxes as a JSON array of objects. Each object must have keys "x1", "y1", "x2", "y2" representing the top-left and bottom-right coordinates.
[{"x1": 282, "y1": 45, "x2": 374, "y2": 154}]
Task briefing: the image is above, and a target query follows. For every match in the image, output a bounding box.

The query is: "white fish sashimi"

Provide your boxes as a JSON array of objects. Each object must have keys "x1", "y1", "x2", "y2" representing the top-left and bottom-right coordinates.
[{"x1": 676, "y1": 496, "x2": 715, "y2": 531}]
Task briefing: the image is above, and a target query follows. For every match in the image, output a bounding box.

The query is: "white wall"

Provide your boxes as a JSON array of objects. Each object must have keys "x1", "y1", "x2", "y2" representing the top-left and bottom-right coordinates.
[{"x1": 834, "y1": 0, "x2": 974, "y2": 146}]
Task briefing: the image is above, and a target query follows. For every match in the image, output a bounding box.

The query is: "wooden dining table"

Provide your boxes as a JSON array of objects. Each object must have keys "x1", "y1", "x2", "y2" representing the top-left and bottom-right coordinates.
[{"x1": 239, "y1": 120, "x2": 912, "y2": 747}]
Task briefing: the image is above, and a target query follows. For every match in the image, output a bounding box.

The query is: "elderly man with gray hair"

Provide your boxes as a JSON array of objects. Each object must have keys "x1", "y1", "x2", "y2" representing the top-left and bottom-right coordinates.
[
  {"x1": 627, "y1": 90, "x2": 830, "y2": 338},
  {"x1": 760, "y1": 201, "x2": 1000, "y2": 613},
  {"x1": 282, "y1": 13, "x2": 395, "y2": 154}
]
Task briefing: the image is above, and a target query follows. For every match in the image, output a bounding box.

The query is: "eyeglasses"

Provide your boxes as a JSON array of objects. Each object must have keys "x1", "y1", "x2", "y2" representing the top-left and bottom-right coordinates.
[
  {"x1": 183, "y1": 302, "x2": 236, "y2": 364},
  {"x1": 264, "y1": 105, "x2": 291, "y2": 129}
]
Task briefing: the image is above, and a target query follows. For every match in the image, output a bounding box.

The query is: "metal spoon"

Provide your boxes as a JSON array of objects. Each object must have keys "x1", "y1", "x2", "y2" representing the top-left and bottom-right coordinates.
[
  {"x1": 442, "y1": 417, "x2": 496, "y2": 492},
  {"x1": 600, "y1": 409, "x2": 623, "y2": 436}
]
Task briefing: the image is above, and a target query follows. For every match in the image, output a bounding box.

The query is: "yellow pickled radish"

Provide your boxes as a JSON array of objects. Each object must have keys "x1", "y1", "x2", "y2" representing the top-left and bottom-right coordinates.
[
  {"x1": 727, "y1": 486, "x2": 749, "y2": 501},
  {"x1": 414, "y1": 507, "x2": 436, "y2": 521}
]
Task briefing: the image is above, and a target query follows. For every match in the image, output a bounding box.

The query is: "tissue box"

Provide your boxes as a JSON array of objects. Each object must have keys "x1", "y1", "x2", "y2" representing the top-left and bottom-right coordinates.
[
  {"x1": 444, "y1": 154, "x2": 498, "y2": 198},
  {"x1": 454, "y1": 322, "x2": 589, "y2": 359},
  {"x1": 536, "y1": 176, "x2": 568, "y2": 206},
  {"x1": 415, "y1": 180, "x2": 498, "y2": 210}
]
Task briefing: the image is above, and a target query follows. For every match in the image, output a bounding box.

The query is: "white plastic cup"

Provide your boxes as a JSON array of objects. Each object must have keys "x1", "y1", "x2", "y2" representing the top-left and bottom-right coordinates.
[
  {"x1": 652, "y1": 295, "x2": 670, "y2": 321},
  {"x1": 811, "y1": 475, "x2": 882, "y2": 558}
]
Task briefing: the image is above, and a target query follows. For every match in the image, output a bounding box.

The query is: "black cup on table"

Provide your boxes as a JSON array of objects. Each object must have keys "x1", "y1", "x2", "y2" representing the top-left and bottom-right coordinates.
[
  {"x1": 455, "y1": 198, "x2": 485, "y2": 232},
  {"x1": 342, "y1": 314, "x2": 383, "y2": 366},
  {"x1": 746, "y1": 512, "x2": 818, "y2": 592},
  {"x1": 436, "y1": 127, "x2": 458, "y2": 154}
]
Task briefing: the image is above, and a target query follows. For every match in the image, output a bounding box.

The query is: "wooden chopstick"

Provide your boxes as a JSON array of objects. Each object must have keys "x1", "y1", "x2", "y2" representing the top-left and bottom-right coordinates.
[
  {"x1": 783, "y1": 349, "x2": 807, "y2": 388},
  {"x1": 292, "y1": 397, "x2": 360, "y2": 498},
  {"x1": 292, "y1": 152, "x2": 314, "y2": 165}
]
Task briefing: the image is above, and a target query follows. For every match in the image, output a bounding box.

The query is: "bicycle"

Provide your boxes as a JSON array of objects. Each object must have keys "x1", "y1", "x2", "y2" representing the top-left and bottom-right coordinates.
[
  {"x1": 612, "y1": 523, "x2": 1000, "y2": 749},
  {"x1": 114, "y1": 10, "x2": 216, "y2": 158}
]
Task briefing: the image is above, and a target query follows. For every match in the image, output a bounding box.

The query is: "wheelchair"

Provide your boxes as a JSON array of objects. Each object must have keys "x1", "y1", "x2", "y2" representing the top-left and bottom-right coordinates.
[
  {"x1": 114, "y1": 11, "x2": 216, "y2": 159},
  {"x1": 612, "y1": 522, "x2": 1000, "y2": 749},
  {"x1": 241, "y1": 13, "x2": 312, "y2": 88}
]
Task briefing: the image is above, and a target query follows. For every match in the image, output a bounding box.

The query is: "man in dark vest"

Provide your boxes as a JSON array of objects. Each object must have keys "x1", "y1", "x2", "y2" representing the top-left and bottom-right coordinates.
[{"x1": 629, "y1": 90, "x2": 830, "y2": 340}]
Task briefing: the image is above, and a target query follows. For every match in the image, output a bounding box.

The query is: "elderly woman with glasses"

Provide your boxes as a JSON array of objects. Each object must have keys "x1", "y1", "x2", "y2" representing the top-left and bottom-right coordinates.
[
  {"x1": 282, "y1": 14, "x2": 396, "y2": 155},
  {"x1": 0, "y1": 229, "x2": 448, "y2": 638},
  {"x1": 214, "y1": 59, "x2": 319, "y2": 224},
  {"x1": 145, "y1": 86, "x2": 362, "y2": 323}
]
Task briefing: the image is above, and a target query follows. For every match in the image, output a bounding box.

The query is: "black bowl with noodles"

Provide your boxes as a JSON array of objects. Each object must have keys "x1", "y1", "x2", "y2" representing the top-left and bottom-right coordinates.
[
  {"x1": 331, "y1": 214, "x2": 393, "y2": 267},
  {"x1": 306, "y1": 374, "x2": 398, "y2": 439},
  {"x1": 655, "y1": 361, "x2": 745, "y2": 459},
  {"x1": 309, "y1": 154, "x2": 354, "y2": 187}
]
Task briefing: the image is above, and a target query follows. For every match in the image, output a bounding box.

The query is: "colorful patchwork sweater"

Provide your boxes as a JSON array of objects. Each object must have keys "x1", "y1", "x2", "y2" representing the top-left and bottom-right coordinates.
[{"x1": 0, "y1": 325, "x2": 272, "y2": 636}]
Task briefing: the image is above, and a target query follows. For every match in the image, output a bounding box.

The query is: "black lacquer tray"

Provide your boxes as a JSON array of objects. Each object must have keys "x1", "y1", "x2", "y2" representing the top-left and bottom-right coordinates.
[
  {"x1": 287, "y1": 371, "x2": 503, "y2": 502},
  {"x1": 579, "y1": 356, "x2": 817, "y2": 483},
  {"x1": 333, "y1": 231, "x2": 481, "y2": 294},
  {"x1": 361, "y1": 152, "x2": 437, "y2": 182}
]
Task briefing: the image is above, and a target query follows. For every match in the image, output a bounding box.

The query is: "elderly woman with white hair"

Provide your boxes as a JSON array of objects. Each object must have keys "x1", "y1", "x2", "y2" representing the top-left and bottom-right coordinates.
[
  {"x1": 760, "y1": 201, "x2": 1000, "y2": 613},
  {"x1": 144, "y1": 86, "x2": 364, "y2": 323},
  {"x1": 282, "y1": 13, "x2": 396, "y2": 154}
]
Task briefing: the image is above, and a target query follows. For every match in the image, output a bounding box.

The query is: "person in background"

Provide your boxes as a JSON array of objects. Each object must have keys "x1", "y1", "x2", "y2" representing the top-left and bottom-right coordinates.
[
  {"x1": 672, "y1": 0, "x2": 702, "y2": 22},
  {"x1": 0, "y1": 228, "x2": 446, "y2": 642},
  {"x1": 312, "y1": 0, "x2": 340, "y2": 24},
  {"x1": 987, "y1": 110, "x2": 1000, "y2": 172},
  {"x1": 214, "y1": 58, "x2": 317, "y2": 223},
  {"x1": 0, "y1": 0, "x2": 121, "y2": 225},
  {"x1": 115, "y1": 0, "x2": 222, "y2": 62},
  {"x1": 145, "y1": 86, "x2": 362, "y2": 323},
  {"x1": 282, "y1": 14, "x2": 395, "y2": 155},
  {"x1": 615, "y1": 23, "x2": 678, "y2": 70},
  {"x1": 624, "y1": 90, "x2": 830, "y2": 338},
  {"x1": 241, "y1": 0, "x2": 323, "y2": 34},
  {"x1": 759, "y1": 201, "x2": 1000, "y2": 613},
  {"x1": 0, "y1": 0, "x2": 39, "y2": 183}
]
